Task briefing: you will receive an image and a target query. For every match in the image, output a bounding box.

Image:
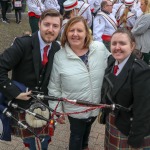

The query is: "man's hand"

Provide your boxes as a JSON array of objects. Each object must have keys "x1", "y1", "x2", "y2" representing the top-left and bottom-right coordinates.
[
  {"x1": 56, "y1": 115, "x2": 65, "y2": 124},
  {"x1": 16, "y1": 91, "x2": 32, "y2": 100}
]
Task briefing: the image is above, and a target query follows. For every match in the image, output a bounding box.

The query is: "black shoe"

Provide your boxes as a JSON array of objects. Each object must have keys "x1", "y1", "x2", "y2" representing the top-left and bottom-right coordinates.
[
  {"x1": 5, "y1": 18, "x2": 9, "y2": 21},
  {"x1": 17, "y1": 20, "x2": 21, "y2": 24},
  {"x1": 1, "y1": 18, "x2": 10, "y2": 24},
  {"x1": 5, "y1": 18, "x2": 10, "y2": 23}
]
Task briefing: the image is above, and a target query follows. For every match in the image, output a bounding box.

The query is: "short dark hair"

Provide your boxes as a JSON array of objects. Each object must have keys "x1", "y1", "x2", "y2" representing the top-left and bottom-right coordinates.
[
  {"x1": 39, "y1": 9, "x2": 63, "y2": 27},
  {"x1": 101, "y1": 1, "x2": 108, "y2": 9}
]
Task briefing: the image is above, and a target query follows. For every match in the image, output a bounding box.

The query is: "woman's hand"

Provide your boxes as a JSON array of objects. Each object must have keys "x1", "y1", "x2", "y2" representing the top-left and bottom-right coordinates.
[
  {"x1": 56, "y1": 115, "x2": 65, "y2": 124},
  {"x1": 15, "y1": 91, "x2": 32, "y2": 100}
]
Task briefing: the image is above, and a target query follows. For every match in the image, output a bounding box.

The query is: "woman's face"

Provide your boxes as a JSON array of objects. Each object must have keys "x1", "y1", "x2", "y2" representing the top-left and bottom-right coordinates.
[
  {"x1": 111, "y1": 33, "x2": 135, "y2": 64},
  {"x1": 140, "y1": 0, "x2": 147, "y2": 12},
  {"x1": 70, "y1": 9, "x2": 79, "y2": 18},
  {"x1": 67, "y1": 21, "x2": 86, "y2": 49}
]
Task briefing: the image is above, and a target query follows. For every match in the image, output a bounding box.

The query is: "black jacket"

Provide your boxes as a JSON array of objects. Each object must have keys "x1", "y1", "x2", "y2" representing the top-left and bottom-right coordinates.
[
  {"x1": 0, "y1": 32, "x2": 60, "y2": 107},
  {"x1": 101, "y1": 54, "x2": 150, "y2": 148}
]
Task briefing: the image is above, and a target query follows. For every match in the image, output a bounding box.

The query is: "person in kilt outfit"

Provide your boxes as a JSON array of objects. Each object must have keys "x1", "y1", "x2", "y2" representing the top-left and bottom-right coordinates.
[
  {"x1": 0, "y1": 9, "x2": 62, "y2": 150},
  {"x1": 101, "y1": 28, "x2": 150, "y2": 149},
  {"x1": 27, "y1": 0, "x2": 45, "y2": 33}
]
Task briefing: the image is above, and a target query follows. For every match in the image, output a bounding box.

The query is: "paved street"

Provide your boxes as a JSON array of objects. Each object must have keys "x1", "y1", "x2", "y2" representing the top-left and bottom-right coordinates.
[{"x1": 0, "y1": 117, "x2": 105, "y2": 150}]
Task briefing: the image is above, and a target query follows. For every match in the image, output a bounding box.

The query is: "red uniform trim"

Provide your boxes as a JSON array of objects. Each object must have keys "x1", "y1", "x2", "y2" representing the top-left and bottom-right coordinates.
[
  {"x1": 102, "y1": 35, "x2": 111, "y2": 42},
  {"x1": 28, "y1": 12, "x2": 40, "y2": 18},
  {"x1": 64, "y1": 1, "x2": 78, "y2": 10}
]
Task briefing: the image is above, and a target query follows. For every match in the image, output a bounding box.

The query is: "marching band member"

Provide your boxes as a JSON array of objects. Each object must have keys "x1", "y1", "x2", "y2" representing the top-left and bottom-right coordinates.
[
  {"x1": 112, "y1": 0, "x2": 125, "y2": 19},
  {"x1": 27, "y1": 0, "x2": 45, "y2": 33},
  {"x1": 117, "y1": 0, "x2": 136, "y2": 30},
  {"x1": 44, "y1": 0, "x2": 60, "y2": 12},
  {"x1": 61, "y1": 0, "x2": 79, "y2": 36},
  {"x1": 84, "y1": 0, "x2": 101, "y2": 14},
  {"x1": 84, "y1": 0, "x2": 95, "y2": 12},
  {"x1": 113, "y1": 0, "x2": 124, "y2": 4},
  {"x1": 93, "y1": 0, "x2": 102, "y2": 14},
  {"x1": 93, "y1": 0, "x2": 117, "y2": 51},
  {"x1": 78, "y1": 0, "x2": 93, "y2": 27}
]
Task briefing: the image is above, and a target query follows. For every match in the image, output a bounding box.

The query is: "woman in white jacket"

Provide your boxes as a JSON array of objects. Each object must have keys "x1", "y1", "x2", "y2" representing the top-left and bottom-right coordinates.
[{"x1": 48, "y1": 16, "x2": 110, "y2": 150}]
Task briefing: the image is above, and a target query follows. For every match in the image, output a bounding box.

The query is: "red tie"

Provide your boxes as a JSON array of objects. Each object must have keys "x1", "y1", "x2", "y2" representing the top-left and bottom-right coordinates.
[
  {"x1": 113, "y1": 65, "x2": 119, "y2": 75},
  {"x1": 42, "y1": 45, "x2": 49, "y2": 66}
]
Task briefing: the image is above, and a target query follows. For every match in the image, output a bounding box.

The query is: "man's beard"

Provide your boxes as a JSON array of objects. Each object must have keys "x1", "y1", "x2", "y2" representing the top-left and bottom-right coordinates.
[{"x1": 42, "y1": 32, "x2": 55, "y2": 44}]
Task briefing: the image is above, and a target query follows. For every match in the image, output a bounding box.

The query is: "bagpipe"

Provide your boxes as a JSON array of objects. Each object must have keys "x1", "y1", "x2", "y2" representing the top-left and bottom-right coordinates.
[
  {"x1": 0, "y1": 81, "x2": 49, "y2": 142},
  {"x1": 0, "y1": 81, "x2": 132, "y2": 142}
]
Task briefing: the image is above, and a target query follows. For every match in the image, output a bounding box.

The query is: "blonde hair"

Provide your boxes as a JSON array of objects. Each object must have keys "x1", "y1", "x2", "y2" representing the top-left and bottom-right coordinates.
[
  {"x1": 61, "y1": 16, "x2": 92, "y2": 48},
  {"x1": 144, "y1": 0, "x2": 150, "y2": 13},
  {"x1": 119, "y1": 7, "x2": 130, "y2": 28}
]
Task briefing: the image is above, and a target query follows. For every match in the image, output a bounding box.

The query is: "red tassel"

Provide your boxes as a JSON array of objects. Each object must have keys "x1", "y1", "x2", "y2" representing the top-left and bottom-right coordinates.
[
  {"x1": 24, "y1": 143, "x2": 30, "y2": 148},
  {"x1": 49, "y1": 120, "x2": 54, "y2": 136}
]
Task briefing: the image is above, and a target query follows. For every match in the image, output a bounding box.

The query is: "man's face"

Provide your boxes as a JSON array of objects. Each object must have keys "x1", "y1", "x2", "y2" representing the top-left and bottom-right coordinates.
[
  {"x1": 104, "y1": 1, "x2": 113, "y2": 13},
  {"x1": 39, "y1": 16, "x2": 61, "y2": 44}
]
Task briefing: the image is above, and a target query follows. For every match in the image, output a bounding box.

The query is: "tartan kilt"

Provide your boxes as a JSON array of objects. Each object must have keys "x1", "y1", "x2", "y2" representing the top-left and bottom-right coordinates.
[
  {"x1": 104, "y1": 113, "x2": 150, "y2": 150},
  {"x1": 11, "y1": 110, "x2": 49, "y2": 139}
]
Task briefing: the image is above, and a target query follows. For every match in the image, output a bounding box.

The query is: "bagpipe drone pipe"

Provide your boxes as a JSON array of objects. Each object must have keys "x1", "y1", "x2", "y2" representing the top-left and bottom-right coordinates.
[
  {"x1": 0, "y1": 81, "x2": 48, "y2": 142},
  {"x1": 0, "y1": 81, "x2": 132, "y2": 142},
  {"x1": 0, "y1": 81, "x2": 27, "y2": 141}
]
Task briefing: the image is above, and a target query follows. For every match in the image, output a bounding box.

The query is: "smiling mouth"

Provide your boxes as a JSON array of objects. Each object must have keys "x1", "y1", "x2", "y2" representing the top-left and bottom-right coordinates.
[
  {"x1": 72, "y1": 39, "x2": 79, "y2": 41},
  {"x1": 46, "y1": 33, "x2": 54, "y2": 36}
]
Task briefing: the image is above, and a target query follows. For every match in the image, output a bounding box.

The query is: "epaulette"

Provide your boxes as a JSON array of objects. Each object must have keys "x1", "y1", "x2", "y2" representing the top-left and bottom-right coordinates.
[
  {"x1": 133, "y1": 58, "x2": 149, "y2": 69},
  {"x1": 22, "y1": 34, "x2": 32, "y2": 37},
  {"x1": 18, "y1": 34, "x2": 32, "y2": 40},
  {"x1": 108, "y1": 55, "x2": 115, "y2": 67}
]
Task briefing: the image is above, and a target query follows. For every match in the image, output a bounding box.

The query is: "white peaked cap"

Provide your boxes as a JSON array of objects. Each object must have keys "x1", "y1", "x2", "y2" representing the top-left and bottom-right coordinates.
[
  {"x1": 124, "y1": 0, "x2": 135, "y2": 6},
  {"x1": 63, "y1": 0, "x2": 78, "y2": 11}
]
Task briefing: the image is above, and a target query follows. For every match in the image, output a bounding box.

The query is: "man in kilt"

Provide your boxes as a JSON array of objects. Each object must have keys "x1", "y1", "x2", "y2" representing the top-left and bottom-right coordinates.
[{"x1": 0, "y1": 9, "x2": 62, "y2": 150}]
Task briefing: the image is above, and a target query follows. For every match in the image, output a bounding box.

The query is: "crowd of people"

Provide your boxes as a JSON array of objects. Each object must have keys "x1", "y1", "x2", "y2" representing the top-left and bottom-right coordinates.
[{"x1": 0, "y1": 0, "x2": 150, "y2": 150}]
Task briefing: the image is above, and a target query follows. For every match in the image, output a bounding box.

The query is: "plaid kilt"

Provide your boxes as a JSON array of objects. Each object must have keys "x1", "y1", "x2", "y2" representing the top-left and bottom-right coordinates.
[
  {"x1": 104, "y1": 113, "x2": 150, "y2": 150},
  {"x1": 11, "y1": 110, "x2": 49, "y2": 139}
]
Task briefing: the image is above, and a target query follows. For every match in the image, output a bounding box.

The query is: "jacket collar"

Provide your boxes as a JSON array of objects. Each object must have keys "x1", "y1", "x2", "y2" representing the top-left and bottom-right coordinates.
[
  {"x1": 113, "y1": 54, "x2": 135, "y2": 97},
  {"x1": 64, "y1": 41, "x2": 97, "y2": 58},
  {"x1": 32, "y1": 31, "x2": 41, "y2": 83},
  {"x1": 31, "y1": 31, "x2": 57, "y2": 86}
]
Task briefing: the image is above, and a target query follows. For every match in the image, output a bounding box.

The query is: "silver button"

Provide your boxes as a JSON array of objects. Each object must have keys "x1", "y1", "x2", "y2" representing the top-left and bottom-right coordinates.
[
  {"x1": 9, "y1": 83, "x2": 12, "y2": 85},
  {"x1": 130, "y1": 117, "x2": 133, "y2": 121},
  {"x1": 3, "y1": 85, "x2": 6, "y2": 88},
  {"x1": 39, "y1": 81, "x2": 41, "y2": 83},
  {"x1": 35, "y1": 86, "x2": 39, "y2": 90}
]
